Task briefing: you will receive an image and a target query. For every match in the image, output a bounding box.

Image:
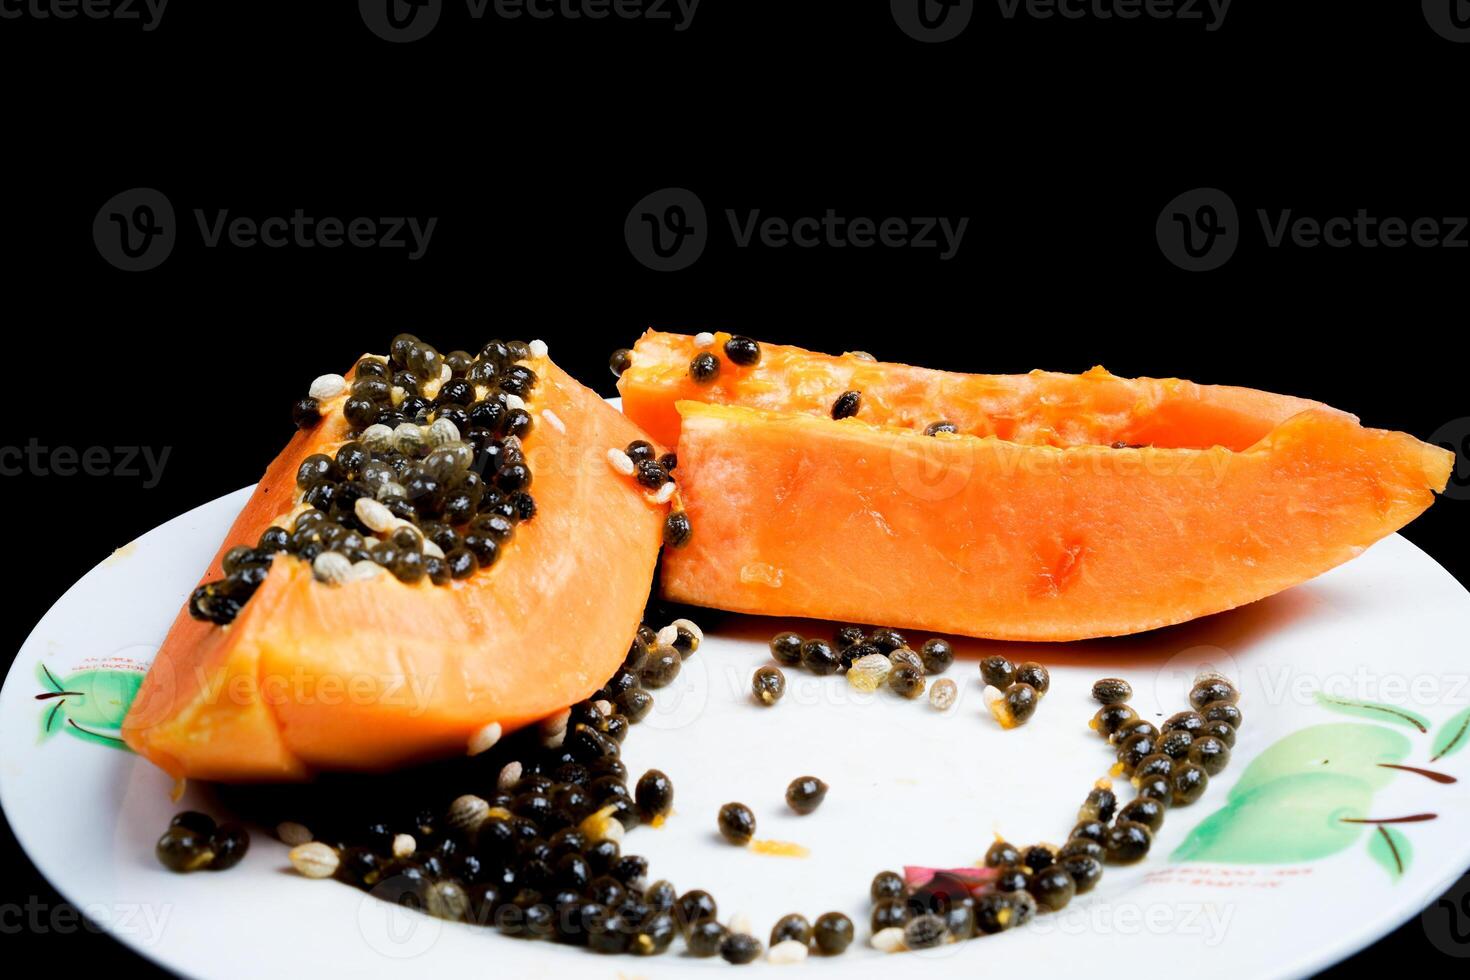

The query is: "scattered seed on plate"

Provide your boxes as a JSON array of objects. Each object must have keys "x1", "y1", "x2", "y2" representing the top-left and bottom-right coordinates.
[
  {"x1": 1090, "y1": 703, "x2": 1138, "y2": 738},
  {"x1": 904, "y1": 913, "x2": 949, "y2": 949},
  {"x1": 1091, "y1": 678, "x2": 1132, "y2": 704},
  {"x1": 1202, "y1": 700, "x2": 1244, "y2": 730},
  {"x1": 813, "y1": 912, "x2": 854, "y2": 955},
  {"x1": 919, "y1": 638, "x2": 954, "y2": 674},
  {"x1": 889, "y1": 646, "x2": 924, "y2": 674},
  {"x1": 871, "y1": 869, "x2": 905, "y2": 899},
  {"x1": 801, "y1": 638, "x2": 840, "y2": 675},
  {"x1": 1103, "y1": 821, "x2": 1153, "y2": 864},
  {"x1": 753, "y1": 666, "x2": 786, "y2": 705},
  {"x1": 871, "y1": 927, "x2": 906, "y2": 952},
  {"x1": 635, "y1": 769, "x2": 675, "y2": 821},
  {"x1": 785, "y1": 776, "x2": 828, "y2": 814},
  {"x1": 447, "y1": 794, "x2": 491, "y2": 834},
  {"x1": 888, "y1": 664, "x2": 925, "y2": 699},
  {"x1": 847, "y1": 653, "x2": 892, "y2": 692},
  {"x1": 769, "y1": 631, "x2": 804, "y2": 666},
  {"x1": 155, "y1": 825, "x2": 215, "y2": 873},
  {"x1": 1171, "y1": 762, "x2": 1210, "y2": 804},
  {"x1": 768, "y1": 939, "x2": 808, "y2": 964},
  {"x1": 770, "y1": 913, "x2": 812, "y2": 945},
  {"x1": 289, "y1": 842, "x2": 340, "y2": 879},
  {"x1": 1015, "y1": 661, "x2": 1050, "y2": 696},
  {"x1": 276, "y1": 821, "x2": 312, "y2": 846},
  {"x1": 929, "y1": 677, "x2": 958, "y2": 710},
  {"x1": 985, "y1": 682, "x2": 1038, "y2": 728},
  {"x1": 718, "y1": 802, "x2": 757, "y2": 845},
  {"x1": 669, "y1": 618, "x2": 702, "y2": 656},
  {"x1": 720, "y1": 932, "x2": 762, "y2": 964},
  {"x1": 980, "y1": 655, "x2": 1016, "y2": 689},
  {"x1": 640, "y1": 645, "x2": 681, "y2": 688},
  {"x1": 1189, "y1": 673, "x2": 1239, "y2": 710}
]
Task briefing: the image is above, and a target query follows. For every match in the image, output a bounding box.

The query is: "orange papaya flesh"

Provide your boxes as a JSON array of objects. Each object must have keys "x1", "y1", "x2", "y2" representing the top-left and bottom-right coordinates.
[
  {"x1": 617, "y1": 330, "x2": 1333, "y2": 451},
  {"x1": 123, "y1": 355, "x2": 666, "y2": 781},
  {"x1": 619, "y1": 332, "x2": 1452, "y2": 642}
]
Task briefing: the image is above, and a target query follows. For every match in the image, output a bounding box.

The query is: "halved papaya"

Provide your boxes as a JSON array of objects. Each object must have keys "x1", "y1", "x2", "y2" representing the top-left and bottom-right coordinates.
[
  {"x1": 619, "y1": 331, "x2": 1453, "y2": 642},
  {"x1": 123, "y1": 341, "x2": 667, "y2": 781}
]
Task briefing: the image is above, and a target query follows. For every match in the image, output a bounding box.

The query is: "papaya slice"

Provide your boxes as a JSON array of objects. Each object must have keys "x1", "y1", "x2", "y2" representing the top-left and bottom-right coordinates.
[
  {"x1": 619, "y1": 331, "x2": 1452, "y2": 642},
  {"x1": 124, "y1": 343, "x2": 666, "y2": 781}
]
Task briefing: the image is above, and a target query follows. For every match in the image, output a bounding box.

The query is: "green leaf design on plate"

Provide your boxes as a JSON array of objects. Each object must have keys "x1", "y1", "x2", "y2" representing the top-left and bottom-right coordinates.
[
  {"x1": 1172, "y1": 724, "x2": 1412, "y2": 865},
  {"x1": 1367, "y1": 825, "x2": 1412, "y2": 879},
  {"x1": 39, "y1": 699, "x2": 63, "y2": 742},
  {"x1": 1431, "y1": 707, "x2": 1470, "y2": 762},
  {"x1": 36, "y1": 662, "x2": 63, "y2": 693},
  {"x1": 1314, "y1": 693, "x2": 1429, "y2": 733}
]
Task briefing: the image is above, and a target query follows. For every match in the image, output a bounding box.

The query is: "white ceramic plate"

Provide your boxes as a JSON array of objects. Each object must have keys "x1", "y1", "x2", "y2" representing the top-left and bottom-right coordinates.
[{"x1": 4, "y1": 487, "x2": 1470, "y2": 979}]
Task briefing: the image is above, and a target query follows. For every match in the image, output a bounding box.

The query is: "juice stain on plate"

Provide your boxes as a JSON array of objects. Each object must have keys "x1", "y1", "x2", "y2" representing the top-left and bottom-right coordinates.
[{"x1": 751, "y1": 839, "x2": 809, "y2": 857}]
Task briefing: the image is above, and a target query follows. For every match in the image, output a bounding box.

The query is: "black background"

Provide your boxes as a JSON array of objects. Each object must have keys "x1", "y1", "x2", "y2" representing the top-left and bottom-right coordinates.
[{"x1": 1, "y1": 0, "x2": 1468, "y2": 973}]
